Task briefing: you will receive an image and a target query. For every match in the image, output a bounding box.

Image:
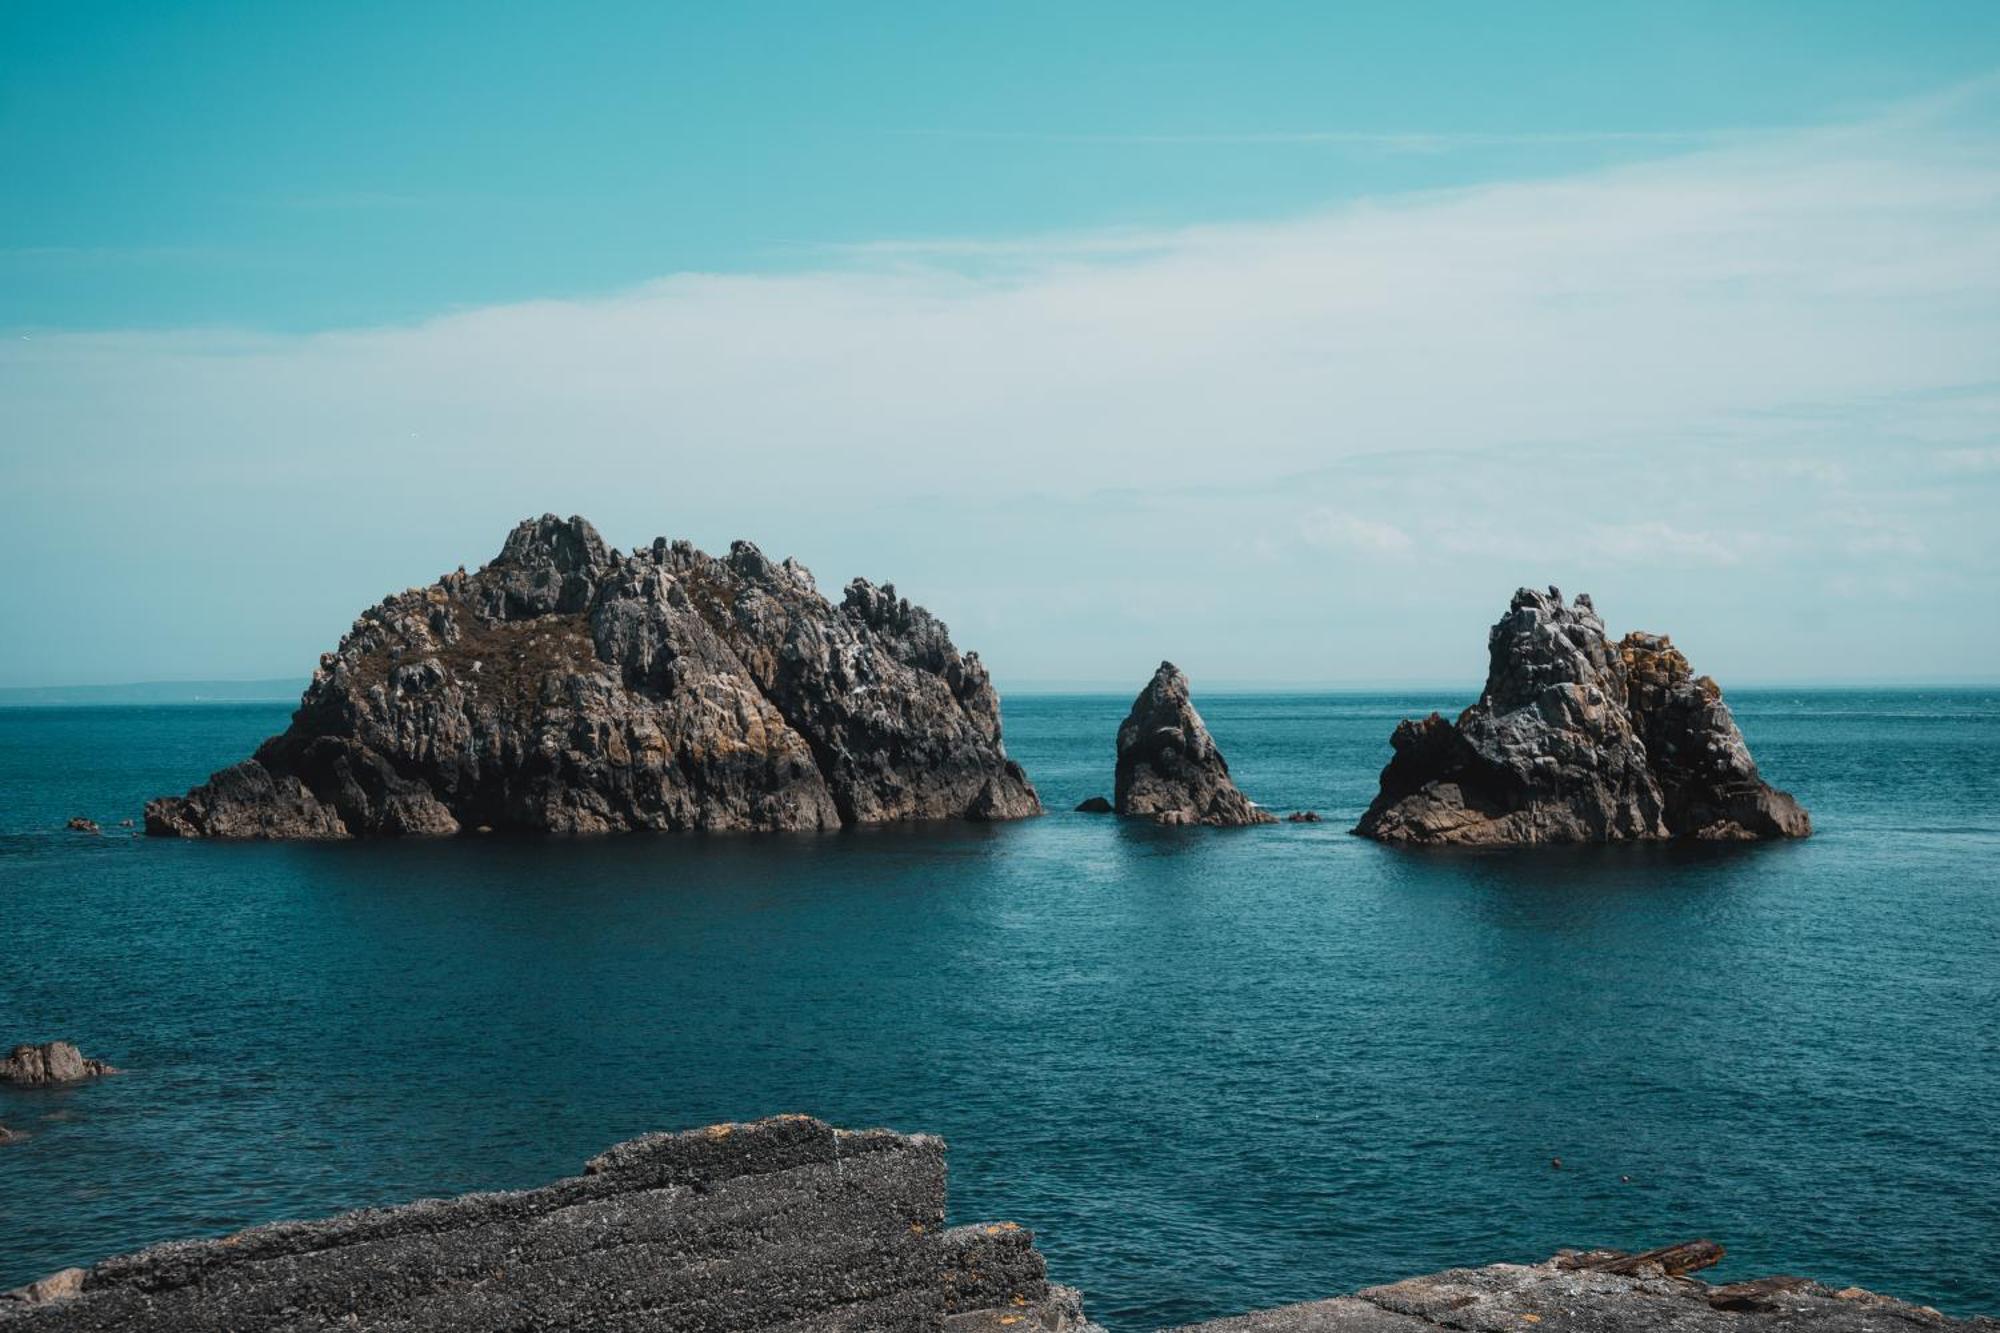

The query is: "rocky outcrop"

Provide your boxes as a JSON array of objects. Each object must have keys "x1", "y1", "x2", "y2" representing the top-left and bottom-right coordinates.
[
  {"x1": 1115, "y1": 663, "x2": 1275, "y2": 827},
  {"x1": 0, "y1": 1127, "x2": 23, "y2": 1146},
  {"x1": 1355, "y1": 588, "x2": 1809, "y2": 846},
  {"x1": 0, "y1": 1273, "x2": 78, "y2": 1309},
  {"x1": 0, "y1": 1116, "x2": 1098, "y2": 1333},
  {"x1": 62, "y1": 818, "x2": 98, "y2": 835},
  {"x1": 1168, "y1": 1249, "x2": 1993, "y2": 1332},
  {"x1": 6, "y1": 1160, "x2": 1982, "y2": 1333},
  {"x1": 1619, "y1": 632, "x2": 1812, "y2": 840},
  {"x1": 144, "y1": 516, "x2": 1040, "y2": 838},
  {"x1": 1075, "y1": 796, "x2": 1113, "y2": 814},
  {"x1": 0, "y1": 1042, "x2": 117, "y2": 1086}
]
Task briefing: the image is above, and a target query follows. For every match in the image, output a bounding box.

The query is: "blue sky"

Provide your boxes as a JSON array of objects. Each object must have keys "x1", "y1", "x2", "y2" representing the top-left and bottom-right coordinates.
[{"x1": 3, "y1": 3, "x2": 1999, "y2": 688}]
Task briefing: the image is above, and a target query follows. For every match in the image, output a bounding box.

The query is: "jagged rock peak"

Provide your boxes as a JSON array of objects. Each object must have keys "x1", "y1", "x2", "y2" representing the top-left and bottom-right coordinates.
[
  {"x1": 1114, "y1": 662, "x2": 1276, "y2": 827},
  {"x1": 144, "y1": 517, "x2": 1040, "y2": 839},
  {"x1": 496, "y1": 513, "x2": 611, "y2": 574},
  {"x1": 1354, "y1": 588, "x2": 1808, "y2": 846},
  {"x1": 1481, "y1": 585, "x2": 1626, "y2": 714}
]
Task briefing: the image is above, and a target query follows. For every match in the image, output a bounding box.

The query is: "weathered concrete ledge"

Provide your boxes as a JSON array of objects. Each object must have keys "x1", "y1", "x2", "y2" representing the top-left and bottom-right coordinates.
[{"x1": 4, "y1": 1121, "x2": 1989, "y2": 1332}]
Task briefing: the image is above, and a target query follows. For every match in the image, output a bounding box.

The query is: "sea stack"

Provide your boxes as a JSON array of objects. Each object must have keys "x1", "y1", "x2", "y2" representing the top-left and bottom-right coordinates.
[
  {"x1": 1115, "y1": 662, "x2": 1276, "y2": 827},
  {"x1": 145, "y1": 516, "x2": 1040, "y2": 838},
  {"x1": 1354, "y1": 587, "x2": 1809, "y2": 846}
]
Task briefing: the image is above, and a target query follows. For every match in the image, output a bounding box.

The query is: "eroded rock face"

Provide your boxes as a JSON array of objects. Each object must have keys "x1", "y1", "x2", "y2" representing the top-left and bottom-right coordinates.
[
  {"x1": 0, "y1": 1043, "x2": 117, "y2": 1086},
  {"x1": 1115, "y1": 663, "x2": 1275, "y2": 827},
  {"x1": 144, "y1": 516, "x2": 1039, "y2": 838},
  {"x1": 0, "y1": 1116, "x2": 1101, "y2": 1333},
  {"x1": 1355, "y1": 588, "x2": 1808, "y2": 846},
  {"x1": 1620, "y1": 632, "x2": 1811, "y2": 840}
]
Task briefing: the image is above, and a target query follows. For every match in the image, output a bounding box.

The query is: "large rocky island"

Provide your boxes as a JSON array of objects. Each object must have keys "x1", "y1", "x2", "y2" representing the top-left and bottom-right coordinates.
[
  {"x1": 3, "y1": 1117, "x2": 1986, "y2": 1332},
  {"x1": 1356, "y1": 588, "x2": 1810, "y2": 846},
  {"x1": 145, "y1": 516, "x2": 1040, "y2": 837}
]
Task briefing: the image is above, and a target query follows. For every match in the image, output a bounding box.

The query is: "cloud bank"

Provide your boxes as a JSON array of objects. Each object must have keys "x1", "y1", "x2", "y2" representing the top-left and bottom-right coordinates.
[{"x1": 3, "y1": 92, "x2": 1997, "y2": 687}]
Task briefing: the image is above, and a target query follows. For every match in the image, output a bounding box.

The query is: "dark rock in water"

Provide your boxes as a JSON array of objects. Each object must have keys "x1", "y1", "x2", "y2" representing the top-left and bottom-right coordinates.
[
  {"x1": 1115, "y1": 663, "x2": 1275, "y2": 827},
  {"x1": 0, "y1": 1042, "x2": 117, "y2": 1086},
  {"x1": 1354, "y1": 588, "x2": 1808, "y2": 846},
  {"x1": 1286, "y1": 810, "x2": 1321, "y2": 823},
  {"x1": 0, "y1": 1126, "x2": 23, "y2": 1146},
  {"x1": 1075, "y1": 795, "x2": 1114, "y2": 814},
  {"x1": 0, "y1": 1115, "x2": 1102, "y2": 1333},
  {"x1": 144, "y1": 515, "x2": 1040, "y2": 838},
  {"x1": 62, "y1": 818, "x2": 98, "y2": 835}
]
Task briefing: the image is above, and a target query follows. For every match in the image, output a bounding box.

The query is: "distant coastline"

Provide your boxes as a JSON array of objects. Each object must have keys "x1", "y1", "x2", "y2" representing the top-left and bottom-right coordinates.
[
  {"x1": 0, "y1": 680, "x2": 307, "y2": 708},
  {"x1": 4, "y1": 679, "x2": 1998, "y2": 707}
]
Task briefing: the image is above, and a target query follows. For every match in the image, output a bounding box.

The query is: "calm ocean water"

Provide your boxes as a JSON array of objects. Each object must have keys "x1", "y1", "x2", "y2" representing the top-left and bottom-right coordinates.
[{"x1": 1, "y1": 691, "x2": 1996, "y2": 1328}]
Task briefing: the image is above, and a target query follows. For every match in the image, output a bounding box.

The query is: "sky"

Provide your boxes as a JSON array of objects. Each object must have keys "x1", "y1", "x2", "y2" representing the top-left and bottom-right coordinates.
[{"x1": 3, "y1": 2, "x2": 1999, "y2": 689}]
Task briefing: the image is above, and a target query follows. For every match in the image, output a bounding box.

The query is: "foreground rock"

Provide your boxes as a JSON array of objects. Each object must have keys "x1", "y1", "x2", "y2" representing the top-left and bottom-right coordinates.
[
  {"x1": 1356, "y1": 588, "x2": 1810, "y2": 846},
  {"x1": 0, "y1": 1115, "x2": 1100, "y2": 1332},
  {"x1": 62, "y1": 818, "x2": 98, "y2": 835},
  {"x1": 1115, "y1": 663, "x2": 1276, "y2": 827},
  {"x1": 0, "y1": 1043, "x2": 117, "y2": 1086},
  {"x1": 5, "y1": 1155, "x2": 1984, "y2": 1333},
  {"x1": 1169, "y1": 1245, "x2": 1993, "y2": 1332},
  {"x1": 145, "y1": 516, "x2": 1040, "y2": 838}
]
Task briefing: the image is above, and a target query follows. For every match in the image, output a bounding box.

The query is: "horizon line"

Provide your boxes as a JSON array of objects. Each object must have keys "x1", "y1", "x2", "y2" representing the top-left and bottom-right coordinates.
[{"x1": 2, "y1": 675, "x2": 1997, "y2": 705}]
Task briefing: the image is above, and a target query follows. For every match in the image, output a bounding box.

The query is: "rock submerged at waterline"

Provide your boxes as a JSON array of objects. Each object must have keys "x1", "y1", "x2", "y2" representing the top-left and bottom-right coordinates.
[
  {"x1": 1115, "y1": 663, "x2": 1276, "y2": 827},
  {"x1": 1167, "y1": 1246, "x2": 1993, "y2": 1332},
  {"x1": 1355, "y1": 587, "x2": 1810, "y2": 846},
  {"x1": 0, "y1": 1042, "x2": 118, "y2": 1086},
  {"x1": 144, "y1": 515, "x2": 1040, "y2": 838}
]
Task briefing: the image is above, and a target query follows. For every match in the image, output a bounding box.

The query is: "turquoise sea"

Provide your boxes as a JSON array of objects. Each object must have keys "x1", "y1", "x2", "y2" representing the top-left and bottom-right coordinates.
[{"x1": 1, "y1": 691, "x2": 1996, "y2": 1329}]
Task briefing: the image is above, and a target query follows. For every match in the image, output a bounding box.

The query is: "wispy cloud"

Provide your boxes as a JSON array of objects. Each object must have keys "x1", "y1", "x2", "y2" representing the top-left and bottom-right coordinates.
[
  {"x1": 258, "y1": 190, "x2": 434, "y2": 212},
  {"x1": 1300, "y1": 510, "x2": 1413, "y2": 555},
  {"x1": 3, "y1": 79, "x2": 1998, "y2": 685},
  {"x1": 1585, "y1": 521, "x2": 1768, "y2": 567},
  {"x1": 1939, "y1": 446, "x2": 2000, "y2": 472},
  {"x1": 894, "y1": 127, "x2": 1765, "y2": 153}
]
